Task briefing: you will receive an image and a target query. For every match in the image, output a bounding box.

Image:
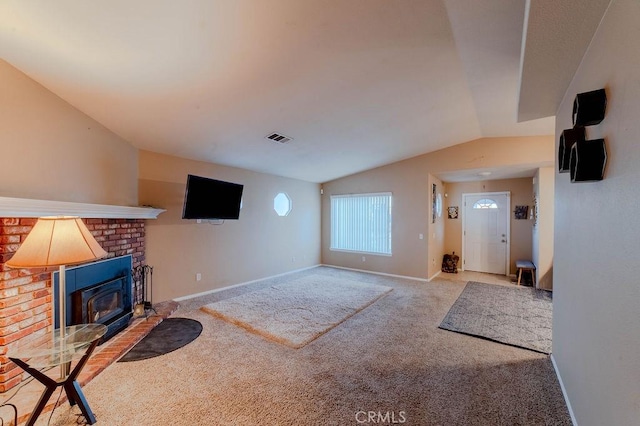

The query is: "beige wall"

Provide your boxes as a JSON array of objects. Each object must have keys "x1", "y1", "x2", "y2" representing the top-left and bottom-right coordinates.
[
  {"x1": 427, "y1": 175, "x2": 445, "y2": 280},
  {"x1": 0, "y1": 58, "x2": 322, "y2": 304},
  {"x1": 553, "y1": 1, "x2": 640, "y2": 425},
  {"x1": 0, "y1": 60, "x2": 138, "y2": 206},
  {"x1": 321, "y1": 136, "x2": 553, "y2": 279},
  {"x1": 532, "y1": 167, "x2": 554, "y2": 290},
  {"x1": 443, "y1": 178, "x2": 534, "y2": 275},
  {"x1": 138, "y1": 150, "x2": 321, "y2": 302}
]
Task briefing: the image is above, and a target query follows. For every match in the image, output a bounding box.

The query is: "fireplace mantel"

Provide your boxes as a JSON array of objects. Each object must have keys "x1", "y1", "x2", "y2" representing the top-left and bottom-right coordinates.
[{"x1": 0, "y1": 196, "x2": 165, "y2": 219}]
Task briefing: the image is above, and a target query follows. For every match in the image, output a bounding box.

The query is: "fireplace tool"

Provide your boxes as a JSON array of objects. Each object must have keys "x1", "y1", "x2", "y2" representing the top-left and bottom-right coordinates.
[{"x1": 132, "y1": 264, "x2": 156, "y2": 318}]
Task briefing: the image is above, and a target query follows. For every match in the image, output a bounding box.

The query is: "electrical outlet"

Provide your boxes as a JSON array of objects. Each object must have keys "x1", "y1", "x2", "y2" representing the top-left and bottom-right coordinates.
[
  {"x1": 196, "y1": 273, "x2": 202, "y2": 281},
  {"x1": 291, "y1": 256, "x2": 296, "y2": 262},
  {"x1": 362, "y1": 256, "x2": 366, "y2": 262},
  {"x1": 419, "y1": 233, "x2": 424, "y2": 240}
]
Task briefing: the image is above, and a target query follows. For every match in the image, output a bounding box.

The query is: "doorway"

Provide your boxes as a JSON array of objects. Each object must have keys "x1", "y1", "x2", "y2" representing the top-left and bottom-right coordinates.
[{"x1": 462, "y1": 192, "x2": 510, "y2": 275}]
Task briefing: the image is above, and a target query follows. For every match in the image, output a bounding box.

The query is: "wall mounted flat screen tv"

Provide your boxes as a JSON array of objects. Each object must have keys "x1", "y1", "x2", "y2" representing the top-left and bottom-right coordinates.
[{"x1": 182, "y1": 174, "x2": 244, "y2": 220}]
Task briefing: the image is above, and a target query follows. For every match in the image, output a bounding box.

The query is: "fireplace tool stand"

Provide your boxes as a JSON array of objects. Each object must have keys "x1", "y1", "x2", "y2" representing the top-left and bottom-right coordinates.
[{"x1": 132, "y1": 265, "x2": 156, "y2": 318}]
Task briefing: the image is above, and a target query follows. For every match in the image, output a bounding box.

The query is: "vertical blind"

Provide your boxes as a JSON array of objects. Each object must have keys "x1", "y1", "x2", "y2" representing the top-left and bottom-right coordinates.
[{"x1": 330, "y1": 192, "x2": 392, "y2": 255}]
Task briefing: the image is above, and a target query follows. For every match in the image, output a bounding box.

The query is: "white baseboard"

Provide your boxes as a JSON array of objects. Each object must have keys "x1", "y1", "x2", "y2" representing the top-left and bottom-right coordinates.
[
  {"x1": 322, "y1": 264, "x2": 427, "y2": 282},
  {"x1": 427, "y1": 270, "x2": 441, "y2": 282},
  {"x1": 551, "y1": 354, "x2": 578, "y2": 426},
  {"x1": 173, "y1": 264, "x2": 321, "y2": 302}
]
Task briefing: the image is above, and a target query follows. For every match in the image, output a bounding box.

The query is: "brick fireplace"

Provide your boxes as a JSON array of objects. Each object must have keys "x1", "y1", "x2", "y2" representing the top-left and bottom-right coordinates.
[{"x1": 0, "y1": 218, "x2": 146, "y2": 393}]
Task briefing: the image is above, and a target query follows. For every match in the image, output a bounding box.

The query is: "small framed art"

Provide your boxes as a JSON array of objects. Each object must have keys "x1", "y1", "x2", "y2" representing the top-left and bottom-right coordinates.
[
  {"x1": 447, "y1": 206, "x2": 458, "y2": 219},
  {"x1": 514, "y1": 205, "x2": 529, "y2": 220}
]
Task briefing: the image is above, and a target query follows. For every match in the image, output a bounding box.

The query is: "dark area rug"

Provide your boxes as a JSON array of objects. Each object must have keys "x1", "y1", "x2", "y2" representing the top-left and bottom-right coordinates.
[
  {"x1": 119, "y1": 317, "x2": 203, "y2": 362},
  {"x1": 439, "y1": 281, "x2": 552, "y2": 354}
]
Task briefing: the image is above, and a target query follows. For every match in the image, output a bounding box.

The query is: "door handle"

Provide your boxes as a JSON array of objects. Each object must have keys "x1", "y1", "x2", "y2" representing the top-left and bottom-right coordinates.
[{"x1": 501, "y1": 240, "x2": 507, "y2": 243}]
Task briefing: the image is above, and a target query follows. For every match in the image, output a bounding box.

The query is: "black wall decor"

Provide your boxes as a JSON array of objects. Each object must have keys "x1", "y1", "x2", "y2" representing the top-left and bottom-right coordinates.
[
  {"x1": 558, "y1": 127, "x2": 586, "y2": 173},
  {"x1": 559, "y1": 87, "x2": 608, "y2": 183},
  {"x1": 572, "y1": 88, "x2": 607, "y2": 127},
  {"x1": 569, "y1": 139, "x2": 607, "y2": 182}
]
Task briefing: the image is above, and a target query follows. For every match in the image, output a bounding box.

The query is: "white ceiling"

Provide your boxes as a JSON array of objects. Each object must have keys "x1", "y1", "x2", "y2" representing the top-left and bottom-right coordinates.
[
  {"x1": 518, "y1": 0, "x2": 612, "y2": 122},
  {"x1": 1, "y1": 0, "x2": 599, "y2": 183}
]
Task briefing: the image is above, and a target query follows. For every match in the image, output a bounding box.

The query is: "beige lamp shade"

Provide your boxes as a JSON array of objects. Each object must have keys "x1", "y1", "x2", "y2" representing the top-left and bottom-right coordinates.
[{"x1": 5, "y1": 216, "x2": 107, "y2": 268}]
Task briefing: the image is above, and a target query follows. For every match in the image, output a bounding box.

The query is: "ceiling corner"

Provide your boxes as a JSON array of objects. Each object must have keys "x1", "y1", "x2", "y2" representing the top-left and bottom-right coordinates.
[{"x1": 517, "y1": 0, "x2": 612, "y2": 122}]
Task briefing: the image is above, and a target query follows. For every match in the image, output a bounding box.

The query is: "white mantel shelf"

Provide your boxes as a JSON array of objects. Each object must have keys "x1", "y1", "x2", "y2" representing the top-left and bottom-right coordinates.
[{"x1": 0, "y1": 196, "x2": 165, "y2": 219}]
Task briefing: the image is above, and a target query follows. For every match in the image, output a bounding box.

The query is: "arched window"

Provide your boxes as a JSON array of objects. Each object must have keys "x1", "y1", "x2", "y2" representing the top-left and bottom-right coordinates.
[{"x1": 473, "y1": 198, "x2": 498, "y2": 209}]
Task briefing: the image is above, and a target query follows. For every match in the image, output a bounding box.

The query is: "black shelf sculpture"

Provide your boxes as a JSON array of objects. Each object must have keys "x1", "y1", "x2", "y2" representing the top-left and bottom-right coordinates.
[
  {"x1": 570, "y1": 138, "x2": 607, "y2": 182},
  {"x1": 559, "y1": 127, "x2": 586, "y2": 173},
  {"x1": 559, "y1": 88, "x2": 608, "y2": 183},
  {"x1": 573, "y1": 88, "x2": 607, "y2": 126}
]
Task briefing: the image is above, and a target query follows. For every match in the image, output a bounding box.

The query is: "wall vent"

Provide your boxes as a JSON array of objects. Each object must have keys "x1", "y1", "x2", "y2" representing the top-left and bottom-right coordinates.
[{"x1": 266, "y1": 132, "x2": 292, "y2": 144}]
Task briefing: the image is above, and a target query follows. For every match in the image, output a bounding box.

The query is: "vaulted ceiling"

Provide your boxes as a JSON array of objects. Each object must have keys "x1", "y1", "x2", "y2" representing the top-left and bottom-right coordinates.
[{"x1": 0, "y1": 1, "x2": 609, "y2": 183}]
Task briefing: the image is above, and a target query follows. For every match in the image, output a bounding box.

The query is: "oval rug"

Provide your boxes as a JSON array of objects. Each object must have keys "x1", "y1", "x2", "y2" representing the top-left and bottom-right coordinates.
[{"x1": 119, "y1": 317, "x2": 203, "y2": 362}]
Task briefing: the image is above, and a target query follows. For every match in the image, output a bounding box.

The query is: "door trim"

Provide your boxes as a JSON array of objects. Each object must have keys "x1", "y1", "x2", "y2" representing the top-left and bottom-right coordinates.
[{"x1": 461, "y1": 191, "x2": 511, "y2": 275}]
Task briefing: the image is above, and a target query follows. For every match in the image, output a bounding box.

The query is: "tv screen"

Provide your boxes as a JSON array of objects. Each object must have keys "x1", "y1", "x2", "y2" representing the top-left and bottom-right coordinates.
[{"x1": 182, "y1": 175, "x2": 244, "y2": 220}]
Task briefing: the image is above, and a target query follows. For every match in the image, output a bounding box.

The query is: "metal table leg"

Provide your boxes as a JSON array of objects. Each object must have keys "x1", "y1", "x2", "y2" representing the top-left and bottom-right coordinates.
[{"x1": 9, "y1": 339, "x2": 101, "y2": 426}]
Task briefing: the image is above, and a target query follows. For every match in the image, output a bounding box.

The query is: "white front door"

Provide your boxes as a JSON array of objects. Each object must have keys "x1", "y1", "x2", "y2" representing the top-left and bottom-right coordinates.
[{"x1": 462, "y1": 192, "x2": 510, "y2": 275}]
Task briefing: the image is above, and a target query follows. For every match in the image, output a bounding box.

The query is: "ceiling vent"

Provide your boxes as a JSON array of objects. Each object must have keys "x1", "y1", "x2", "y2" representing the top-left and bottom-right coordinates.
[{"x1": 266, "y1": 132, "x2": 293, "y2": 144}]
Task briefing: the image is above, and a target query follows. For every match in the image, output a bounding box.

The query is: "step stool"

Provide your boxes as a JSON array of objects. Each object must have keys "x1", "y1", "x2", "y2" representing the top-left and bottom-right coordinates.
[{"x1": 516, "y1": 260, "x2": 536, "y2": 287}]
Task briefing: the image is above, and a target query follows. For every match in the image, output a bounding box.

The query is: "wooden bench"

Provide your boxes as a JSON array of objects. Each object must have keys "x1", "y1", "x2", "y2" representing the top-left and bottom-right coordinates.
[{"x1": 516, "y1": 260, "x2": 536, "y2": 287}]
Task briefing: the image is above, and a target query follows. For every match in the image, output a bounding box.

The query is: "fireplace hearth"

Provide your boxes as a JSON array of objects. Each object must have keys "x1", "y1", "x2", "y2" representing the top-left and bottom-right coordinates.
[{"x1": 54, "y1": 255, "x2": 133, "y2": 343}]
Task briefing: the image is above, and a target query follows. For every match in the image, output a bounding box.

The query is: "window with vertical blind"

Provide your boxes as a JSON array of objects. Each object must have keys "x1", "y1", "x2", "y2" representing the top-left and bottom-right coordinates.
[{"x1": 330, "y1": 192, "x2": 392, "y2": 255}]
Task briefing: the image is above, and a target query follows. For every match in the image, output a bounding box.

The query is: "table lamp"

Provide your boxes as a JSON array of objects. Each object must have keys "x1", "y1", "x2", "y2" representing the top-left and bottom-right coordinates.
[{"x1": 5, "y1": 216, "x2": 108, "y2": 342}]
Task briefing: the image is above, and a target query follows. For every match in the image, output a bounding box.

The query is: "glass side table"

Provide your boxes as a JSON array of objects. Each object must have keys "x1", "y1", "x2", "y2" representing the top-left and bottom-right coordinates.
[{"x1": 7, "y1": 323, "x2": 107, "y2": 426}]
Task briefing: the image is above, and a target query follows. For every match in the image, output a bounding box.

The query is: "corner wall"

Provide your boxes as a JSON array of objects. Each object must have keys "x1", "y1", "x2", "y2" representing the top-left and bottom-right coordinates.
[
  {"x1": 427, "y1": 175, "x2": 445, "y2": 280},
  {"x1": 532, "y1": 167, "x2": 554, "y2": 289},
  {"x1": 321, "y1": 136, "x2": 553, "y2": 279},
  {"x1": 138, "y1": 150, "x2": 321, "y2": 302},
  {"x1": 0, "y1": 60, "x2": 138, "y2": 206},
  {"x1": 553, "y1": 1, "x2": 640, "y2": 424}
]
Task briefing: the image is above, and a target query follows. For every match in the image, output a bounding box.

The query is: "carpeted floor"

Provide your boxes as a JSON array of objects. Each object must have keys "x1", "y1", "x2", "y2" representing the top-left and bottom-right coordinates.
[
  {"x1": 439, "y1": 281, "x2": 553, "y2": 354},
  {"x1": 47, "y1": 266, "x2": 571, "y2": 425},
  {"x1": 201, "y1": 274, "x2": 392, "y2": 348}
]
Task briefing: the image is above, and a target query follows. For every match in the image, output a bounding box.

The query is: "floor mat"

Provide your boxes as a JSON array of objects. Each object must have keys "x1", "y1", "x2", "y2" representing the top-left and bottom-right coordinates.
[
  {"x1": 439, "y1": 281, "x2": 552, "y2": 354},
  {"x1": 119, "y1": 317, "x2": 203, "y2": 362}
]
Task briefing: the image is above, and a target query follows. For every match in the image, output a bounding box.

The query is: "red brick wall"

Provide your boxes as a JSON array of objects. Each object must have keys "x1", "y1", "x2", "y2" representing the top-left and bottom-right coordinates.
[
  {"x1": 84, "y1": 219, "x2": 146, "y2": 268},
  {"x1": 0, "y1": 218, "x2": 145, "y2": 393}
]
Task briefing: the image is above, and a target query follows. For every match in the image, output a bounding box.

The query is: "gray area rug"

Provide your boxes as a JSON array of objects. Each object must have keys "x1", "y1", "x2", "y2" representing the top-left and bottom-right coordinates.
[
  {"x1": 439, "y1": 281, "x2": 552, "y2": 354},
  {"x1": 201, "y1": 274, "x2": 392, "y2": 348}
]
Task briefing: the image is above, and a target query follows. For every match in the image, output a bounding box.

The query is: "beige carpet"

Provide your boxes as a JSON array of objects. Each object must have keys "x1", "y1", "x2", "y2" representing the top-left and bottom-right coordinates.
[
  {"x1": 201, "y1": 274, "x2": 392, "y2": 348},
  {"x1": 46, "y1": 267, "x2": 572, "y2": 426}
]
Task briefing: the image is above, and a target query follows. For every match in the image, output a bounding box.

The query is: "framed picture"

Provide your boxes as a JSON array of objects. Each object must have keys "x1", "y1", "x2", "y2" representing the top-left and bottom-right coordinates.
[
  {"x1": 432, "y1": 184, "x2": 437, "y2": 224},
  {"x1": 447, "y1": 206, "x2": 458, "y2": 219},
  {"x1": 514, "y1": 205, "x2": 529, "y2": 219}
]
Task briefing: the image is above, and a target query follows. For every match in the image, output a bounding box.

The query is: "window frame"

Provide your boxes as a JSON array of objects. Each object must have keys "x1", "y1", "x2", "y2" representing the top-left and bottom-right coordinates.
[
  {"x1": 273, "y1": 192, "x2": 292, "y2": 216},
  {"x1": 472, "y1": 198, "x2": 499, "y2": 209},
  {"x1": 330, "y1": 192, "x2": 392, "y2": 256}
]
